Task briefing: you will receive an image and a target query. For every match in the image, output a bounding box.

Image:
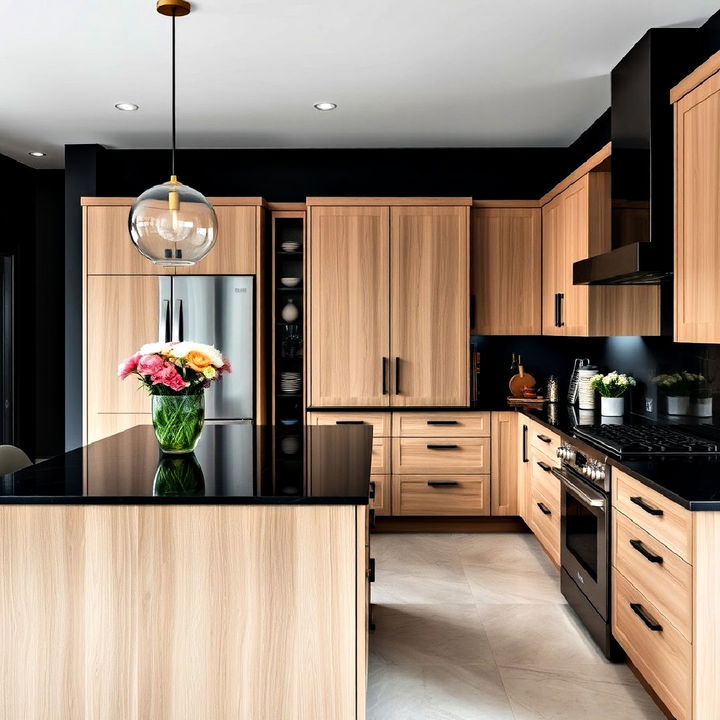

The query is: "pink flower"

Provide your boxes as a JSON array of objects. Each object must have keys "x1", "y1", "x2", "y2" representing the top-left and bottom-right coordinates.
[
  {"x1": 117, "y1": 353, "x2": 141, "y2": 379},
  {"x1": 137, "y1": 354, "x2": 165, "y2": 376},
  {"x1": 219, "y1": 355, "x2": 232, "y2": 374},
  {"x1": 151, "y1": 362, "x2": 188, "y2": 392}
]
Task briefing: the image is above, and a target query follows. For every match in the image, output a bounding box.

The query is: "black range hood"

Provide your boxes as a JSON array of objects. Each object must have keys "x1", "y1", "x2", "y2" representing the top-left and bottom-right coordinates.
[{"x1": 573, "y1": 29, "x2": 701, "y2": 286}]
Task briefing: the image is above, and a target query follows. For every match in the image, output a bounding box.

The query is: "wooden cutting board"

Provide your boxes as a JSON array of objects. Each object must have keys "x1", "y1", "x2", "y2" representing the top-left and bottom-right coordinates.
[{"x1": 509, "y1": 363, "x2": 536, "y2": 398}]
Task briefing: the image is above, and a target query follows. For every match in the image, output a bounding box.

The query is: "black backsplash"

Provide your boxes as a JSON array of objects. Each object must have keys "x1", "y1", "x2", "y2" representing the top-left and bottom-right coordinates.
[{"x1": 472, "y1": 333, "x2": 719, "y2": 419}]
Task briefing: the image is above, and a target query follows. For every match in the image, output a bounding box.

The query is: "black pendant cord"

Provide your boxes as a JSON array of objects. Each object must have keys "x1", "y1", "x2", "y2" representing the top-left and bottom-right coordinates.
[{"x1": 171, "y1": 11, "x2": 176, "y2": 177}]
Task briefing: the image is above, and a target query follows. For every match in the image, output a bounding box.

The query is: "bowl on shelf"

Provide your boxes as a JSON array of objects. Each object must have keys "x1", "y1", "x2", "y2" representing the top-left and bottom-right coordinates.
[
  {"x1": 280, "y1": 418, "x2": 299, "y2": 426},
  {"x1": 281, "y1": 240, "x2": 301, "y2": 252},
  {"x1": 280, "y1": 277, "x2": 301, "y2": 288}
]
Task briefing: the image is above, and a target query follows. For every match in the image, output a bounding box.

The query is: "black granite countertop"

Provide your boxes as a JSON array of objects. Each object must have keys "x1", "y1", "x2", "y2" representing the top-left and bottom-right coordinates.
[
  {"x1": 0, "y1": 424, "x2": 372, "y2": 505},
  {"x1": 517, "y1": 404, "x2": 720, "y2": 511}
]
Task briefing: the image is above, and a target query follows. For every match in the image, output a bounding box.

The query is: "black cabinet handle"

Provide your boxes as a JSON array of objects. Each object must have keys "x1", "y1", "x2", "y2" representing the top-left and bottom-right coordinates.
[
  {"x1": 536, "y1": 502, "x2": 552, "y2": 516},
  {"x1": 336, "y1": 420, "x2": 364, "y2": 425},
  {"x1": 522, "y1": 424, "x2": 529, "y2": 463},
  {"x1": 536, "y1": 461, "x2": 551, "y2": 472},
  {"x1": 428, "y1": 481, "x2": 460, "y2": 487},
  {"x1": 470, "y1": 294, "x2": 476, "y2": 330},
  {"x1": 382, "y1": 357, "x2": 388, "y2": 395},
  {"x1": 557, "y1": 293, "x2": 564, "y2": 327},
  {"x1": 369, "y1": 481, "x2": 376, "y2": 500},
  {"x1": 426, "y1": 444, "x2": 459, "y2": 450},
  {"x1": 630, "y1": 603, "x2": 663, "y2": 632},
  {"x1": 427, "y1": 420, "x2": 460, "y2": 426},
  {"x1": 629, "y1": 539, "x2": 663, "y2": 564},
  {"x1": 630, "y1": 496, "x2": 664, "y2": 517},
  {"x1": 536, "y1": 434, "x2": 552, "y2": 444},
  {"x1": 554, "y1": 293, "x2": 560, "y2": 327},
  {"x1": 368, "y1": 557, "x2": 376, "y2": 583},
  {"x1": 395, "y1": 357, "x2": 401, "y2": 394}
]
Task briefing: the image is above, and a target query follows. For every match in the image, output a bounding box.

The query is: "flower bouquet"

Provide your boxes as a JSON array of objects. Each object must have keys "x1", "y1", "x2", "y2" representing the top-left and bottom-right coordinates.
[
  {"x1": 653, "y1": 371, "x2": 694, "y2": 415},
  {"x1": 119, "y1": 341, "x2": 231, "y2": 453},
  {"x1": 590, "y1": 371, "x2": 636, "y2": 417}
]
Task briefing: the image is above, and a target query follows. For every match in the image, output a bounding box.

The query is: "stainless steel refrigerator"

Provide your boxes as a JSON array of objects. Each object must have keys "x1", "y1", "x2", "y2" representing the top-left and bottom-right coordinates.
[{"x1": 158, "y1": 276, "x2": 254, "y2": 422}]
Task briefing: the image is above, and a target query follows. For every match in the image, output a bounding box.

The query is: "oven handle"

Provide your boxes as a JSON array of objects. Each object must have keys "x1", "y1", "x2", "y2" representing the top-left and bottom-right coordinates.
[{"x1": 551, "y1": 467, "x2": 606, "y2": 509}]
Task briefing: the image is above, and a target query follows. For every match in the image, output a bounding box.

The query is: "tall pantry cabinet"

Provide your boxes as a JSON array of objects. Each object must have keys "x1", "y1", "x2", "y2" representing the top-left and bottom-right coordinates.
[{"x1": 307, "y1": 199, "x2": 471, "y2": 408}]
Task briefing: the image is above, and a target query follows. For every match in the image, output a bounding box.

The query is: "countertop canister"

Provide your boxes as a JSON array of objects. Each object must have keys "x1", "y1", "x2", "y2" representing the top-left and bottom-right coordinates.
[{"x1": 577, "y1": 365, "x2": 599, "y2": 410}]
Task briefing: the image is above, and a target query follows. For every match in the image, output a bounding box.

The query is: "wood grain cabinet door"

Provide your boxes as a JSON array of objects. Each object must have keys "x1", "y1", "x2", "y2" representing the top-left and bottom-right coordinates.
[
  {"x1": 541, "y1": 197, "x2": 563, "y2": 335},
  {"x1": 491, "y1": 411, "x2": 518, "y2": 516},
  {"x1": 309, "y1": 206, "x2": 391, "y2": 406},
  {"x1": 86, "y1": 276, "x2": 159, "y2": 420},
  {"x1": 390, "y1": 206, "x2": 469, "y2": 406},
  {"x1": 176, "y1": 205, "x2": 258, "y2": 275},
  {"x1": 471, "y1": 208, "x2": 541, "y2": 335},
  {"x1": 675, "y1": 72, "x2": 720, "y2": 342}
]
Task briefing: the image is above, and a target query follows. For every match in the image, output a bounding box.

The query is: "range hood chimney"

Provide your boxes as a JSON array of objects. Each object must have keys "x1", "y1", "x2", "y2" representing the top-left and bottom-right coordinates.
[{"x1": 573, "y1": 29, "x2": 701, "y2": 285}]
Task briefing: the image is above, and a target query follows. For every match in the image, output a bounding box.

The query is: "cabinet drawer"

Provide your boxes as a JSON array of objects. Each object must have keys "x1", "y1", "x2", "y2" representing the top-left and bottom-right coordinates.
[
  {"x1": 613, "y1": 510, "x2": 692, "y2": 641},
  {"x1": 528, "y1": 483, "x2": 560, "y2": 565},
  {"x1": 392, "y1": 437, "x2": 490, "y2": 474},
  {"x1": 612, "y1": 569, "x2": 692, "y2": 720},
  {"x1": 529, "y1": 447, "x2": 560, "y2": 501},
  {"x1": 306, "y1": 412, "x2": 391, "y2": 437},
  {"x1": 529, "y1": 421, "x2": 561, "y2": 459},
  {"x1": 370, "y1": 474, "x2": 391, "y2": 516},
  {"x1": 392, "y1": 412, "x2": 490, "y2": 437},
  {"x1": 372, "y1": 438, "x2": 390, "y2": 474},
  {"x1": 392, "y1": 475, "x2": 490, "y2": 516},
  {"x1": 613, "y1": 469, "x2": 693, "y2": 563}
]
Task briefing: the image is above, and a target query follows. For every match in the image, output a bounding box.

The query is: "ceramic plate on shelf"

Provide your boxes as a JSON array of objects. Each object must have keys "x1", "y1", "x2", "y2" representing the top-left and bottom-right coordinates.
[
  {"x1": 281, "y1": 240, "x2": 301, "y2": 252},
  {"x1": 280, "y1": 277, "x2": 301, "y2": 288}
]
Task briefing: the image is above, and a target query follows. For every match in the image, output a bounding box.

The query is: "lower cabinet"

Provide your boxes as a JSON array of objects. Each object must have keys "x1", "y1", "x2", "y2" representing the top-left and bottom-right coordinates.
[{"x1": 392, "y1": 475, "x2": 490, "y2": 516}]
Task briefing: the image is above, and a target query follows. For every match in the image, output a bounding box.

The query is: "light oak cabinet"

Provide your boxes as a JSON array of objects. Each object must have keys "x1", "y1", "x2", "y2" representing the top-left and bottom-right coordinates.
[
  {"x1": 541, "y1": 172, "x2": 660, "y2": 337},
  {"x1": 673, "y1": 67, "x2": 720, "y2": 342},
  {"x1": 490, "y1": 411, "x2": 518, "y2": 515},
  {"x1": 471, "y1": 207, "x2": 541, "y2": 335},
  {"x1": 308, "y1": 201, "x2": 470, "y2": 408}
]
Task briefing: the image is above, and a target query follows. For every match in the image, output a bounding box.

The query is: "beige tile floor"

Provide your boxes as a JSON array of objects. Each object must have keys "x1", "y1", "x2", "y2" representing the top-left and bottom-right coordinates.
[{"x1": 368, "y1": 532, "x2": 665, "y2": 720}]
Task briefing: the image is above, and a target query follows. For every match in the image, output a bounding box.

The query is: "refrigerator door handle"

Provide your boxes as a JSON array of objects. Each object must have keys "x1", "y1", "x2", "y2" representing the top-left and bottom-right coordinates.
[
  {"x1": 158, "y1": 299, "x2": 170, "y2": 342},
  {"x1": 172, "y1": 299, "x2": 183, "y2": 342}
]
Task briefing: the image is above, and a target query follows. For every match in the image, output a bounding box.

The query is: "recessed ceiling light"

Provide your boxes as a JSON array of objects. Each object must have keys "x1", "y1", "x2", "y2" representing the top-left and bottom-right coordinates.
[
  {"x1": 314, "y1": 102, "x2": 337, "y2": 111},
  {"x1": 28, "y1": 151, "x2": 46, "y2": 157},
  {"x1": 115, "y1": 102, "x2": 139, "y2": 111}
]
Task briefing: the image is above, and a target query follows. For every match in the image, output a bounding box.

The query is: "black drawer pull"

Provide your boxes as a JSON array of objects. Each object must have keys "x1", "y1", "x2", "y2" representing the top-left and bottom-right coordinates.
[
  {"x1": 426, "y1": 444, "x2": 459, "y2": 450},
  {"x1": 368, "y1": 557, "x2": 376, "y2": 583},
  {"x1": 336, "y1": 420, "x2": 364, "y2": 425},
  {"x1": 629, "y1": 539, "x2": 663, "y2": 564},
  {"x1": 427, "y1": 420, "x2": 460, "y2": 426},
  {"x1": 536, "y1": 502, "x2": 552, "y2": 516},
  {"x1": 630, "y1": 603, "x2": 663, "y2": 632},
  {"x1": 369, "y1": 509, "x2": 376, "y2": 529},
  {"x1": 630, "y1": 496, "x2": 664, "y2": 517},
  {"x1": 428, "y1": 481, "x2": 460, "y2": 487},
  {"x1": 536, "y1": 434, "x2": 552, "y2": 444},
  {"x1": 536, "y1": 461, "x2": 551, "y2": 472},
  {"x1": 369, "y1": 481, "x2": 376, "y2": 500}
]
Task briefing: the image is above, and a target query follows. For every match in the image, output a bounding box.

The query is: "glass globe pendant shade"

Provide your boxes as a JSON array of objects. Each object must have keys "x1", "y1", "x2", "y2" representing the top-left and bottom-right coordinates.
[{"x1": 129, "y1": 176, "x2": 217, "y2": 266}]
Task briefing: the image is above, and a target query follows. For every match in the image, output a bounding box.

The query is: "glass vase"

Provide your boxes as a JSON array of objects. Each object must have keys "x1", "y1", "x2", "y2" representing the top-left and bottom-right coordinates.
[
  {"x1": 152, "y1": 454, "x2": 206, "y2": 496},
  {"x1": 151, "y1": 393, "x2": 205, "y2": 454}
]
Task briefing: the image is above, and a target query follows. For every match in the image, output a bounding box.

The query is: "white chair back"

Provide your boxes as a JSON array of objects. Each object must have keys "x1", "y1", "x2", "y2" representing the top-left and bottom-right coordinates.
[{"x1": 0, "y1": 445, "x2": 32, "y2": 475}]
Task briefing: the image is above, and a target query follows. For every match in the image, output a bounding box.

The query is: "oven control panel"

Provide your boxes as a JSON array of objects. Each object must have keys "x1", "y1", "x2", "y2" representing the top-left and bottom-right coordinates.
[{"x1": 557, "y1": 443, "x2": 610, "y2": 492}]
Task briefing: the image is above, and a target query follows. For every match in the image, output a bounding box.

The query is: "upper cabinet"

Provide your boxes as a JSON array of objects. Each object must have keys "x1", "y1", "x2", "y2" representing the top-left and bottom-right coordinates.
[
  {"x1": 471, "y1": 206, "x2": 541, "y2": 335},
  {"x1": 541, "y1": 171, "x2": 660, "y2": 337},
  {"x1": 308, "y1": 200, "x2": 470, "y2": 408},
  {"x1": 673, "y1": 60, "x2": 720, "y2": 343}
]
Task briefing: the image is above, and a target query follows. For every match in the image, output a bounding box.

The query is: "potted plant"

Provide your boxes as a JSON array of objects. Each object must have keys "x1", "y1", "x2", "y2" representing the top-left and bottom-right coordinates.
[
  {"x1": 590, "y1": 371, "x2": 636, "y2": 417},
  {"x1": 688, "y1": 373, "x2": 713, "y2": 418},
  {"x1": 653, "y1": 372, "x2": 693, "y2": 416},
  {"x1": 118, "y1": 341, "x2": 231, "y2": 454}
]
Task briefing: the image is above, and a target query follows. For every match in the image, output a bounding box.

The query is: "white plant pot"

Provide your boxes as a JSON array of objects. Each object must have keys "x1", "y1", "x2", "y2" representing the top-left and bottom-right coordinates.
[
  {"x1": 667, "y1": 396, "x2": 690, "y2": 416},
  {"x1": 600, "y1": 396, "x2": 624, "y2": 417},
  {"x1": 692, "y1": 397, "x2": 713, "y2": 418}
]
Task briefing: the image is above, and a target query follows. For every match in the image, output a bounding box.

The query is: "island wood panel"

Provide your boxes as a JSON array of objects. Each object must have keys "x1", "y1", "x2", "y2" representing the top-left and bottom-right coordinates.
[
  {"x1": 86, "y1": 276, "x2": 159, "y2": 423},
  {"x1": 390, "y1": 206, "x2": 469, "y2": 406},
  {"x1": 675, "y1": 72, "x2": 720, "y2": 343},
  {"x1": 0, "y1": 505, "x2": 363, "y2": 720},
  {"x1": 86, "y1": 205, "x2": 173, "y2": 276},
  {"x1": 176, "y1": 204, "x2": 258, "y2": 275},
  {"x1": 491, "y1": 411, "x2": 518, "y2": 516},
  {"x1": 471, "y1": 207, "x2": 541, "y2": 335},
  {"x1": 309, "y1": 206, "x2": 391, "y2": 407}
]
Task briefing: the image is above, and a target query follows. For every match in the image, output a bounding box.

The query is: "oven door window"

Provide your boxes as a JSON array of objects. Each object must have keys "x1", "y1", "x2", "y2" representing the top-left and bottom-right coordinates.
[{"x1": 565, "y1": 491, "x2": 599, "y2": 582}]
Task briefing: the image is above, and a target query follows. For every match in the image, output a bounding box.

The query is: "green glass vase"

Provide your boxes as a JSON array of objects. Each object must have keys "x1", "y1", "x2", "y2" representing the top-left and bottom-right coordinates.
[{"x1": 151, "y1": 393, "x2": 205, "y2": 454}]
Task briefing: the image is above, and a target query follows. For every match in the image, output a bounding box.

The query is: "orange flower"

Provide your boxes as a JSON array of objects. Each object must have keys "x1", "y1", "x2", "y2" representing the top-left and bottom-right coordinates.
[{"x1": 185, "y1": 350, "x2": 212, "y2": 372}]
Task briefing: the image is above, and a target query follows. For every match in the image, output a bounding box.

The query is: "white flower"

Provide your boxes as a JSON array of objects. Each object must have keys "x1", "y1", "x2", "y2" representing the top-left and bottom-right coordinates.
[
  {"x1": 139, "y1": 342, "x2": 174, "y2": 355},
  {"x1": 171, "y1": 341, "x2": 224, "y2": 367}
]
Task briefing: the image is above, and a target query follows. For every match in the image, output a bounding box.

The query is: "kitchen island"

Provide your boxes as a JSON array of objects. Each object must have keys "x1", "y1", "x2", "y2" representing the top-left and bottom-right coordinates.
[{"x1": 0, "y1": 424, "x2": 372, "y2": 720}]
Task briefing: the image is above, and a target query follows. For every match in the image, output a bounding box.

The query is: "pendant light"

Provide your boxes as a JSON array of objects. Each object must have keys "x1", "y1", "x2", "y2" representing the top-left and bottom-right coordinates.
[{"x1": 129, "y1": 0, "x2": 217, "y2": 266}]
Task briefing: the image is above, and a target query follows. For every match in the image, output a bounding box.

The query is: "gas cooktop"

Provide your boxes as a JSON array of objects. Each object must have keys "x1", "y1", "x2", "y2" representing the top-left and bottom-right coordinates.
[{"x1": 573, "y1": 423, "x2": 720, "y2": 457}]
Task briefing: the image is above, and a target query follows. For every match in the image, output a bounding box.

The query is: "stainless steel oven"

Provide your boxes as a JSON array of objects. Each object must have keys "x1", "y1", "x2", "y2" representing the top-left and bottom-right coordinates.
[{"x1": 553, "y1": 443, "x2": 622, "y2": 661}]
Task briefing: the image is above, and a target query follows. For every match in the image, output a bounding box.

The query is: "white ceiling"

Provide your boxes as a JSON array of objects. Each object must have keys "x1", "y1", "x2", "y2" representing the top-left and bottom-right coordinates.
[{"x1": 1, "y1": 0, "x2": 717, "y2": 168}]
